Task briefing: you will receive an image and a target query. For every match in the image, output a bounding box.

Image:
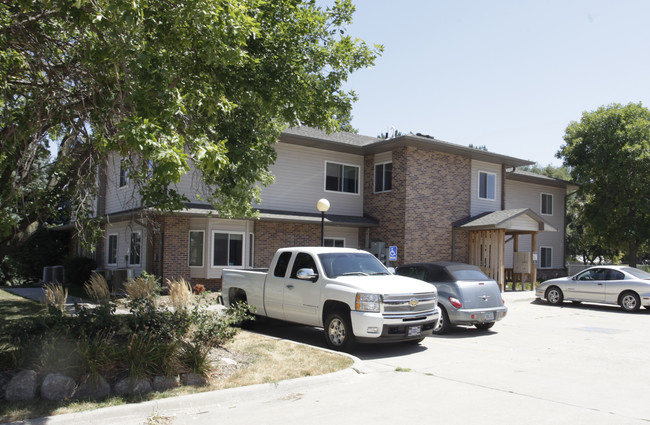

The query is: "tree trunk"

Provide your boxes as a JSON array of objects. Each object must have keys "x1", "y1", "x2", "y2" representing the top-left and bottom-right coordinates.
[{"x1": 629, "y1": 241, "x2": 638, "y2": 268}]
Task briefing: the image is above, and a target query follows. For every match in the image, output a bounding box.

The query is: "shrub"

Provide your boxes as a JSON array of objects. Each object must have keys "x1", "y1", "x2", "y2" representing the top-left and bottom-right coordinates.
[
  {"x1": 84, "y1": 272, "x2": 111, "y2": 303},
  {"x1": 192, "y1": 284, "x2": 206, "y2": 295},
  {"x1": 63, "y1": 256, "x2": 97, "y2": 286},
  {"x1": 168, "y1": 278, "x2": 193, "y2": 312},
  {"x1": 124, "y1": 272, "x2": 160, "y2": 301},
  {"x1": 44, "y1": 282, "x2": 68, "y2": 312}
]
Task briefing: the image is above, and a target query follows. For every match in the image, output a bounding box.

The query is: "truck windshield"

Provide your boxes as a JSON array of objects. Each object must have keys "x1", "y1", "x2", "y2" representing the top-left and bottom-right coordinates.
[{"x1": 319, "y1": 252, "x2": 389, "y2": 278}]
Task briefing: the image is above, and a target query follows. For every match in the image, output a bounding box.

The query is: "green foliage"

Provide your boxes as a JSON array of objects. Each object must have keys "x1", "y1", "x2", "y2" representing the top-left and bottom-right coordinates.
[
  {"x1": 1, "y1": 0, "x2": 382, "y2": 252},
  {"x1": 558, "y1": 102, "x2": 650, "y2": 266},
  {"x1": 63, "y1": 256, "x2": 97, "y2": 286}
]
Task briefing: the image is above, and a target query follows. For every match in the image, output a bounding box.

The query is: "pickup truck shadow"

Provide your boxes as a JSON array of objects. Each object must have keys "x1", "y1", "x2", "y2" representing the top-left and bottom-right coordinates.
[{"x1": 243, "y1": 318, "x2": 429, "y2": 357}]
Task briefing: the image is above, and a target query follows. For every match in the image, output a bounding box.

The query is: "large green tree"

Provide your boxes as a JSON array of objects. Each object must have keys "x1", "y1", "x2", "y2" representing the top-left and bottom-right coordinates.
[
  {"x1": 0, "y1": 0, "x2": 381, "y2": 254},
  {"x1": 558, "y1": 102, "x2": 650, "y2": 267}
]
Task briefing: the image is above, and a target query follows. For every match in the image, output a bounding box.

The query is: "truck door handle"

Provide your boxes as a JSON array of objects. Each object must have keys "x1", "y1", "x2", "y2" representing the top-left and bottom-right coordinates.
[{"x1": 286, "y1": 285, "x2": 294, "y2": 289}]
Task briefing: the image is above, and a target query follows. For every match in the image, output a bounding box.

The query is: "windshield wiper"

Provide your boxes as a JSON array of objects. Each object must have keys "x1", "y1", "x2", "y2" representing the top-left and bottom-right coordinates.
[
  {"x1": 341, "y1": 272, "x2": 369, "y2": 276},
  {"x1": 369, "y1": 272, "x2": 389, "y2": 275}
]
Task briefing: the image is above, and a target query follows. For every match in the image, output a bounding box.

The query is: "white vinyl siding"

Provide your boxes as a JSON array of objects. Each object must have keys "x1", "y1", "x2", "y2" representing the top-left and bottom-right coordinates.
[
  {"x1": 256, "y1": 143, "x2": 364, "y2": 216},
  {"x1": 105, "y1": 152, "x2": 143, "y2": 214},
  {"x1": 504, "y1": 179, "x2": 566, "y2": 269},
  {"x1": 103, "y1": 222, "x2": 147, "y2": 276},
  {"x1": 471, "y1": 161, "x2": 502, "y2": 216}
]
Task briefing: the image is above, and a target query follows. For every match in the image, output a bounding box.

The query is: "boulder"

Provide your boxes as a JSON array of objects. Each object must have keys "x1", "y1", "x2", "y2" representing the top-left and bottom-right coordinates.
[
  {"x1": 114, "y1": 377, "x2": 152, "y2": 396},
  {"x1": 152, "y1": 375, "x2": 180, "y2": 392},
  {"x1": 41, "y1": 373, "x2": 76, "y2": 401},
  {"x1": 75, "y1": 374, "x2": 111, "y2": 400},
  {"x1": 5, "y1": 370, "x2": 38, "y2": 401},
  {"x1": 180, "y1": 372, "x2": 207, "y2": 387}
]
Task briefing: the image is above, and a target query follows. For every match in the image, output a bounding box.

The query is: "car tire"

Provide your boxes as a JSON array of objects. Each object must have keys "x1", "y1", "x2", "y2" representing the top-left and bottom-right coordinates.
[
  {"x1": 433, "y1": 306, "x2": 451, "y2": 335},
  {"x1": 619, "y1": 291, "x2": 641, "y2": 313},
  {"x1": 546, "y1": 286, "x2": 564, "y2": 306},
  {"x1": 475, "y1": 322, "x2": 495, "y2": 331},
  {"x1": 324, "y1": 310, "x2": 356, "y2": 352}
]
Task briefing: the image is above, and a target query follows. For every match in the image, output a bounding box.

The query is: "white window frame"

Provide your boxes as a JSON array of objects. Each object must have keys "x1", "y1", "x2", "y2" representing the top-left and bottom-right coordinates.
[
  {"x1": 188, "y1": 230, "x2": 205, "y2": 268},
  {"x1": 374, "y1": 161, "x2": 392, "y2": 193},
  {"x1": 211, "y1": 231, "x2": 245, "y2": 268},
  {"x1": 248, "y1": 233, "x2": 255, "y2": 267},
  {"x1": 324, "y1": 161, "x2": 360, "y2": 195},
  {"x1": 129, "y1": 231, "x2": 142, "y2": 266},
  {"x1": 478, "y1": 171, "x2": 496, "y2": 201},
  {"x1": 540, "y1": 246, "x2": 552, "y2": 269},
  {"x1": 324, "y1": 237, "x2": 345, "y2": 248},
  {"x1": 107, "y1": 233, "x2": 118, "y2": 266},
  {"x1": 541, "y1": 192, "x2": 553, "y2": 216}
]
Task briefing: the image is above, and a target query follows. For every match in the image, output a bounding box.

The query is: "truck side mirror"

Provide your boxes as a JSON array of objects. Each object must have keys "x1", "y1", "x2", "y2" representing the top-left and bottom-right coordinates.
[{"x1": 296, "y1": 268, "x2": 318, "y2": 282}]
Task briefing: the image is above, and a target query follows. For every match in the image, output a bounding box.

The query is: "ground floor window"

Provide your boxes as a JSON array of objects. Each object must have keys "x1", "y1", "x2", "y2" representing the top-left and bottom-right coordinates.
[
  {"x1": 189, "y1": 230, "x2": 204, "y2": 267},
  {"x1": 540, "y1": 247, "x2": 552, "y2": 268},
  {"x1": 107, "y1": 234, "x2": 118, "y2": 265},
  {"x1": 129, "y1": 231, "x2": 141, "y2": 266},
  {"x1": 324, "y1": 238, "x2": 345, "y2": 247},
  {"x1": 212, "y1": 231, "x2": 244, "y2": 267}
]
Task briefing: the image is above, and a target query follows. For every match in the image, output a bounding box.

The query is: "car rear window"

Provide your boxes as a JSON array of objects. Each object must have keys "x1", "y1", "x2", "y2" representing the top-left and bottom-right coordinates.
[
  {"x1": 623, "y1": 267, "x2": 650, "y2": 280},
  {"x1": 450, "y1": 269, "x2": 490, "y2": 281}
]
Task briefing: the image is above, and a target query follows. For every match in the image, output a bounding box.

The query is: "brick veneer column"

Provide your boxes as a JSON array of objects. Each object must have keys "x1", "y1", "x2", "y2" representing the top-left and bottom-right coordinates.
[
  {"x1": 161, "y1": 215, "x2": 191, "y2": 283},
  {"x1": 253, "y1": 221, "x2": 320, "y2": 267}
]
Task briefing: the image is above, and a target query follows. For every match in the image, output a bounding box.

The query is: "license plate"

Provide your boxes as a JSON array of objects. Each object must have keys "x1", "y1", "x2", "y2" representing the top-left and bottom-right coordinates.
[
  {"x1": 408, "y1": 326, "x2": 421, "y2": 336},
  {"x1": 485, "y1": 312, "x2": 494, "y2": 321}
]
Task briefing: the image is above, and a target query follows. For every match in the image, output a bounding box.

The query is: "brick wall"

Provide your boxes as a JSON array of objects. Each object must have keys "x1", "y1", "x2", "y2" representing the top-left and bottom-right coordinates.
[
  {"x1": 404, "y1": 147, "x2": 471, "y2": 262},
  {"x1": 363, "y1": 148, "x2": 407, "y2": 263},
  {"x1": 161, "y1": 215, "x2": 191, "y2": 283},
  {"x1": 253, "y1": 221, "x2": 321, "y2": 267},
  {"x1": 364, "y1": 147, "x2": 472, "y2": 265}
]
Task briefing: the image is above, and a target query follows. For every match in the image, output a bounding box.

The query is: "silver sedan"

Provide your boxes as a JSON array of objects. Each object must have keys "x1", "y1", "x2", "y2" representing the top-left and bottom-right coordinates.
[{"x1": 535, "y1": 265, "x2": 650, "y2": 312}]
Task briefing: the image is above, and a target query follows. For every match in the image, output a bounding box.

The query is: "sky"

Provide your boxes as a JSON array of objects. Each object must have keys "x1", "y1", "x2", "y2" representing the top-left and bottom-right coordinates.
[{"x1": 337, "y1": 0, "x2": 650, "y2": 166}]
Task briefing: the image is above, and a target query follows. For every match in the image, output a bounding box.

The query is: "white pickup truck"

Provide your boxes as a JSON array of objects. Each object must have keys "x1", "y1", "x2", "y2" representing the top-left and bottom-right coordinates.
[{"x1": 221, "y1": 247, "x2": 440, "y2": 352}]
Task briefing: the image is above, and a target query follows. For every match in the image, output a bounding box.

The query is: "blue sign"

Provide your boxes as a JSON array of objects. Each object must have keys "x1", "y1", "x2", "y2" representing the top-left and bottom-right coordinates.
[{"x1": 388, "y1": 246, "x2": 398, "y2": 261}]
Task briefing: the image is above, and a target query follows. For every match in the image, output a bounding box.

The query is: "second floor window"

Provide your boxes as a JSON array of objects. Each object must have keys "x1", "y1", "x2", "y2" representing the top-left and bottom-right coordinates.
[
  {"x1": 119, "y1": 159, "x2": 129, "y2": 187},
  {"x1": 374, "y1": 162, "x2": 392, "y2": 193},
  {"x1": 478, "y1": 171, "x2": 496, "y2": 200},
  {"x1": 325, "y1": 162, "x2": 359, "y2": 194},
  {"x1": 541, "y1": 193, "x2": 553, "y2": 215}
]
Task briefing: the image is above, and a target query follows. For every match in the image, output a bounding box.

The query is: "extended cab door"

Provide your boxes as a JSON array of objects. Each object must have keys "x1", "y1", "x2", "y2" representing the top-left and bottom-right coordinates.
[
  {"x1": 282, "y1": 252, "x2": 322, "y2": 327},
  {"x1": 262, "y1": 251, "x2": 293, "y2": 320}
]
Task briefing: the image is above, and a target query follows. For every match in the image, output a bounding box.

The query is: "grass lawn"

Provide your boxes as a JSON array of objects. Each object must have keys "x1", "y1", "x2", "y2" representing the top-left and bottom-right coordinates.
[
  {"x1": 0, "y1": 288, "x2": 44, "y2": 320},
  {"x1": 0, "y1": 289, "x2": 353, "y2": 423}
]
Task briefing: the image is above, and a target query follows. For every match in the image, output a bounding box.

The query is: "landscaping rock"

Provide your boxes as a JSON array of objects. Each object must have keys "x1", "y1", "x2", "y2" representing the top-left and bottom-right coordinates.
[
  {"x1": 114, "y1": 377, "x2": 152, "y2": 396},
  {"x1": 41, "y1": 373, "x2": 76, "y2": 401},
  {"x1": 152, "y1": 375, "x2": 180, "y2": 392},
  {"x1": 5, "y1": 370, "x2": 38, "y2": 401},
  {"x1": 75, "y1": 374, "x2": 111, "y2": 400},
  {"x1": 180, "y1": 373, "x2": 207, "y2": 387}
]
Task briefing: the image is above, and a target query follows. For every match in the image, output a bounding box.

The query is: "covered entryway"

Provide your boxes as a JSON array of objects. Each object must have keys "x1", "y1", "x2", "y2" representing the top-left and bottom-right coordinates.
[{"x1": 455, "y1": 209, "x2": 557, "y2": 291}]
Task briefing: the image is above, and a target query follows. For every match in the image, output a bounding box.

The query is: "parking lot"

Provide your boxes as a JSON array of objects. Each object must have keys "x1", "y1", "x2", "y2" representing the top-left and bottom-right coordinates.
[{"x1": 249, "y1": 291, "x2": 650, "y2": 424}]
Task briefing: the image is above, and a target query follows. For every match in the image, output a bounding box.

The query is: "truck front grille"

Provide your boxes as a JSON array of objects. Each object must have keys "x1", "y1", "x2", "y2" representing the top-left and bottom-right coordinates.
[{"x1": 382, "y1": 292, "x2": 437, "y2": 315}]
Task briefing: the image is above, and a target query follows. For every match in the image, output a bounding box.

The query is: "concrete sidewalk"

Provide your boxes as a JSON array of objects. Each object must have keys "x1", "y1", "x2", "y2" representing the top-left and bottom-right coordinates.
[{"x1": 3, "y1": 287, "x2": 90, "y2": 308}]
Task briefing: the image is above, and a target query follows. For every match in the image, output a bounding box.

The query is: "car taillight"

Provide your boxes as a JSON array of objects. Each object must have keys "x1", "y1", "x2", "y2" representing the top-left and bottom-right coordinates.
[{"x1": 449, "y1": 296, "x2": 462, "y2": 308}]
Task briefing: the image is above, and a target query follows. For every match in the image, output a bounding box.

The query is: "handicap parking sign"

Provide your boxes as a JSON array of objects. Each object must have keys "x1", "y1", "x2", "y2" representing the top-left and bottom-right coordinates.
[{"x1": 388, "y1": 246, "x2": 398, "y2": 261}]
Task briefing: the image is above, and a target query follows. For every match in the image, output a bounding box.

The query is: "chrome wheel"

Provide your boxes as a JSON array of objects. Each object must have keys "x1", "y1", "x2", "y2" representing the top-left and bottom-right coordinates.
[
  {"x1": 328, "y1": 317, "x2": 346, "y2": 346},
  {"x1": 432, "y1": 306, "x2": 450, "y2": 335},
  {"x1": 546, "y1": 287, "x2": 563, "y2": 305},
  {"x1": 620, "y1": 292, "x2": 640, "y2": 312}
]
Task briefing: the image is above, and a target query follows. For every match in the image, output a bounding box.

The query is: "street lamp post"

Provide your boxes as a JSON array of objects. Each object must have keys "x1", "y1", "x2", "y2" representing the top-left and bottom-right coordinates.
[{"x1": 316, "y1": 198, "x2": 330, "y2": 247}]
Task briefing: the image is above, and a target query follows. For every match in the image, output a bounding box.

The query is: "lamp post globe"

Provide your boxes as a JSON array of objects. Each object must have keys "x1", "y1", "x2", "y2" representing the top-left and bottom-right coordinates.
[{"x1": 317, "y1": 199, "x2": 330, "y2": 246}]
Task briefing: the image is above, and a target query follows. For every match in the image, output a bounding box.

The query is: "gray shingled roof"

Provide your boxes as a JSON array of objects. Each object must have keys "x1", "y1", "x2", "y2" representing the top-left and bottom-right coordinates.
[
  {"x1": 457, "y1": 208, "x2": 557, "y2": 232},
  {"x1": 507, "y1": 169, "x2": 577, "y2": 189}
]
